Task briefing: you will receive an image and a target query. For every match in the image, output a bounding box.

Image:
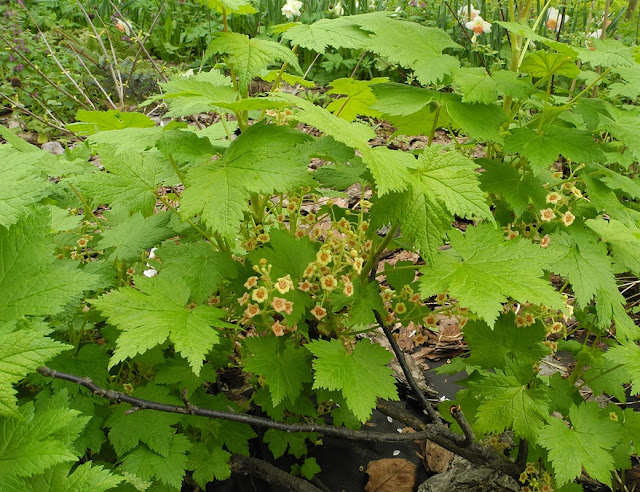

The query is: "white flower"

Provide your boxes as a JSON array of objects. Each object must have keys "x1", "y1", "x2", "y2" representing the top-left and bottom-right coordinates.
[
  {"x1": 281, "y1": 0, "x2": 303, "y2": 19},
  {"x1": 115, "y1": 19, "x2": 131, "y2": 37},
  {"x1": 457, "y1": 3, "x2": 480, "y2": 22},
  {"x1": 546, "y1": 7, "x2": 569, "y2": 32},
  {"x1": 331, "y1": 2, "x2": 344, "y2": 16},
  {"x1": 465, "y1": 15, "x2": 491, "y2": 43},
  {"x1": 143, "y1": 268, "x2": 158, "y2": 277},
  {"x1": 587, "y1": 28, "x2": 602, "y2": 39}
]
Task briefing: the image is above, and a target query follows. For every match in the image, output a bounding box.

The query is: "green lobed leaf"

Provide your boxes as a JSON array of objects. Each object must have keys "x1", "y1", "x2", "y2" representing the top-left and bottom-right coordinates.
[
  {"x1": 0, "y1": 320, "x2": 71, "y2": 417},
  {"x1": 280, "y1": 17, "x2": 372, "y2": 53},
  {"x1": 373, "y1": 146, "x2": 492, "y2": 262},
  {"x1": 106, "y1": 384, "x2": 182, "y2": 458},
  {"x1": 204, "y1": 32, "x2": 301, "y2": 91},
  {"x1": 263, "y1": 428, "x2": 316, "y2": 459},
  {"x1": 585, "y1": 217, "x2": 640, "y2": 276},
  {"x1": 244, "y1": 336, "x2": 312, "y2": 406},
  {"x1": 70, "y1": 147, "x2": 174, "y2": 216},
  {"x1": 326, "y1": 77, "x2": 387, "y2": 122},
  {"x1": 538, "y1": 402, "x2": 623, "y2": 487},
  {"x1": 120, "y1": 434, "x2": 191, "y2": 490},
  {"x1": 464, "y1": 313, "x2": 548, "y2": 370},
  {"x1": 96, "y1": 212, "x2": 174, "y2": 262},
  {"x1": 478, "y1": 159, "x2": 548, "y2": 216},
  {"x1": 466, "y1": 358, "x2": 550, "y2": 441},
  {"x1": 0, "y1": 210, "x2": 100, "y2": 322},
  {"x1": 504, "y1": 126, "x2": 604, "y2": 174},
  {"x1": 8, "y1": 462, "x2": 123, "y2": 492},
  {"x1": 93, "y1": 275, "x2": 233, "y2": 375},
  {"x1": 306, "y1": 338, "x2": 398, "y2": 422},
  {"x1": 0, "y1": 149, "x2": 51, "y2": 228},
  {"x1": 180, "y1": 122, "x2": 312, "y2": 240},
  {"x1": 154, "y1": 240, "x2": 240, "y2": 304},
  {"x1": 576, "y1": 39, "x2": 636, "y2": 68},
  {"x1": 453, "y1": 67, "x2": 499, "y2": 104},
  {"x1": 419, "y1": 224, "x2": 564, "y2": 326},
  {"x1": 604, "y1": 342, "x2": 640, "y2": 395},
  {"x1": 187, "y1": 443, "x2": 231, "y2": 488},
  {"x1": 520, "y1": 51, "x2": 580, "y2": 79},
  {"x1": 0, "y1": 392, "x2": 88, "y2": 483}
]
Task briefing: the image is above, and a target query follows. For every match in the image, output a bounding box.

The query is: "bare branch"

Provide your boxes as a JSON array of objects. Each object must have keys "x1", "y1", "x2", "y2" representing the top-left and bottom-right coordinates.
[
  {"x1": 450, "y1": 405, "x2": 475, "y2": 446},
  {"x1": 231, "y1": 455, "x2": 322, "y2": 492},
  {"x1": 37, "y1": 366, "x2": 434, "y2": 443}
]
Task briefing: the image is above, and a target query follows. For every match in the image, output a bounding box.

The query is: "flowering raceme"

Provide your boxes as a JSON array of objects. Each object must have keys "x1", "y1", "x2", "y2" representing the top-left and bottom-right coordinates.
[{"x1": 281, "y1": 0, "x2": 303, "y2": 19}]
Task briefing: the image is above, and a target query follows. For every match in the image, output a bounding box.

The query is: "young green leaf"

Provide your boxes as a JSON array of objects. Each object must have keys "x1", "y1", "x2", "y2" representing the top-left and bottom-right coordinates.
[
  {"x1": 520, "y1": 51, "x2": 580, "y2": 79},
  {"x1": 244, "y1": 336, "x2": 312, "y2": 406},
  {"x1": 263, "y1": 429, "x2": 316, "y2": 459},
  {"x1": 93, "y1": 275, "x2": 233, "y2": 375},
  {"x1": 106, "y1": 384, "x2": 182, "y2": 457},
  {"x1": 466, "y1": 358, "x2": 550, "y2": 441},
  {"x1": 187, "y1": 443, "x2": 231, "y2": 488},
  {"x1": 326, "y1": 77, "x2": 387, "y2": 121},
  {"x1": 300, "y1": 457, "x2": 321, "y2": 480},
  {"x1": 538, "y1": 402, "x2": 623, "y2": 487},
  {"x1": 306, "y1": 338, "x2": 398, "y2": 422},
  {"x1": 120, "y1": 434, "x2": 191, "y2": 490},
  {"x1": 420, "y1": 224, "x2": 564, "y2": 326}
]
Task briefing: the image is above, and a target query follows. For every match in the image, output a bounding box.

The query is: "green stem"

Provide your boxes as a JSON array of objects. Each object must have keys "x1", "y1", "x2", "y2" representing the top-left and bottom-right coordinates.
[
  {"x1": 69, "y1": 183, "x2": 102, "y2": 232},
  {"x1": 576, "y1": 363, "x2": 625, "y2": 390},
  {"x1": 427, "y1": 104, "x2": 441, "y2": 147},
  {"x1": 360, "y1": 224, "x2": 398, "y2": 282},
  {"x1": 168, "y1": 153, "x2": 185, "y2": 183}
]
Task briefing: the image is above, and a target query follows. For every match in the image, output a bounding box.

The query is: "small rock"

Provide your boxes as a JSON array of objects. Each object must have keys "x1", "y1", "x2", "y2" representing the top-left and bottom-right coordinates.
[
  {"x1": 41, "y1": 141, "x2": 64, "y2": 155},
  {"x1": 417, "y1": 456, "x2": 520, "y2": 492}
]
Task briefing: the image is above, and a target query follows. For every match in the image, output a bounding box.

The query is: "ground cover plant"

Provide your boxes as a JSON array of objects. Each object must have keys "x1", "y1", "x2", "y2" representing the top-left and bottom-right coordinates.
[{"x1": 2, "y1": 0, "x2": 640, "y2": 491}]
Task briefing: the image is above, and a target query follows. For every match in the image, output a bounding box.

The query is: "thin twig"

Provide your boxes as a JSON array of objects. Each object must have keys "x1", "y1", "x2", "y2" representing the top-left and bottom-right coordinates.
[
  {"x1": 109, "y1": 0, "x2": 170, "y2": 85},
  {"x1": 66, "y1": 43, "x2": 118, "y2": 109},
  {"x1": 74, "y1": 0, "x2": 124, "y2": 108},
  {"x1": 17, "y1": 5, "x2": 96, "y2": 109},
  {"x1": 231, "y1": 455, "x2": 322, "y2": 492},
  {"x1": 450, "y1": 405, "x2": 475, "y2": 446},
  {"x1": 0, "y1": 33, "x2": 91, "y2": 111},
  {"x1": 37, "y1": 366, "x2": 434, "y2": 443},
  {"x1": 0, "y1": 91, "x2": 72, "y2": 134}
]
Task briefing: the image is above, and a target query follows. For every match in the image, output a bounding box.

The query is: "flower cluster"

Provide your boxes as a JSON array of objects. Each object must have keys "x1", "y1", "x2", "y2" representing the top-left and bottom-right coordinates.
[
  {"x1": 238, "y1": 262, "x2": 297, "y2": 337},
  {"x1": 519, "y1": 462, "x2": 554, "y2": 492}
]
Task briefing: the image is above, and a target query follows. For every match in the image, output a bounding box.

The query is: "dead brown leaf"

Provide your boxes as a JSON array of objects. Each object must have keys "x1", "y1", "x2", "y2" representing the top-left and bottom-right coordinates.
[
  {"x1": 364, "y1": 458, "x2": 416, "y2": 492},
  {"x1": 423, "y1": 440, "x2": 454, "y2": 473}
]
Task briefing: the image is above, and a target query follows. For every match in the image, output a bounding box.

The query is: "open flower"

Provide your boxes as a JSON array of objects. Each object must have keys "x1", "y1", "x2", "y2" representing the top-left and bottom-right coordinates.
[
  {"x1": 539, "y1": 208, "x2": 556, "y2": 222},
  {"x1": 457, "y1": 3, "x2": 480, "y2": 22},
  {"x1": 275, "y1": 275, "x2": 294, "y2": 294},
  {"x1": 311, "y1": 304, "x2": 327, "y2": 320},
  {"x1": 465, "y1": 15, "x2": 491, "y2": 43},
  {"x1": 561, "y1": 211, "x2": 575, "y2": 227},
  {"x1": 546, "y1": 7, "x2": 569, "y2": 32},
  {"x1": 281, "y1": 0, "x2": 303, "y2": 19},
  {"x1": 271, "y1": 320, "x2": 286, "y2": 336}
]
